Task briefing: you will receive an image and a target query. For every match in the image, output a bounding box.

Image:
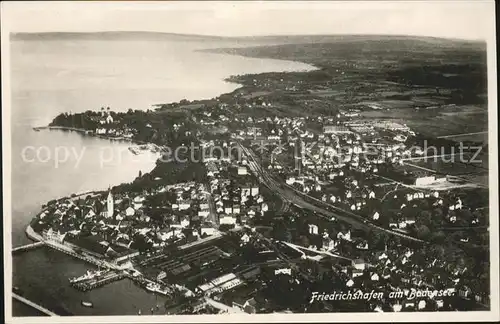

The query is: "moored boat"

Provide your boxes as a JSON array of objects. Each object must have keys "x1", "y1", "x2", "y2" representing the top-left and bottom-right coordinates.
[
  {"x1": 145, "y1": 282, "x2": 169, "y2": 295},
  {"x1": 128, "y1": 147, "x2": 140, "y2": 155},
  {"x1": 156, "y1": 286, "x2": 170, "y2": 295},
  {"x1": 70, "y1": 269, "x2": 104, "y2": 284},
  {"x1": 81, "y1": 301, "x2": 93, "y2": 308},
  {"x1": 146, "y1": 282, "x2": 158, "y2": 292}
]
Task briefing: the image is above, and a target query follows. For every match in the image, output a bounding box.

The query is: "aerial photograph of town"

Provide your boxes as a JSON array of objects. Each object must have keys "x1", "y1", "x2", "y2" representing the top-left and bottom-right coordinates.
[{"x1": 3, "y1": 1, "x2": 497, "y2": 322}]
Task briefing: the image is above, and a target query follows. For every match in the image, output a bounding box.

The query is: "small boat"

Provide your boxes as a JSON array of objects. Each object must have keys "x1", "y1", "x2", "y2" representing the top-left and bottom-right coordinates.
[
  {"x1": 81, "y1": 301, "x2": 93, "y2": 308},
  {"x1": 146, "y1": 282, "x2": 158, "y2": 293},
  {"x1": 128, "y1": 147, "x2": 140, "y2": 155}
]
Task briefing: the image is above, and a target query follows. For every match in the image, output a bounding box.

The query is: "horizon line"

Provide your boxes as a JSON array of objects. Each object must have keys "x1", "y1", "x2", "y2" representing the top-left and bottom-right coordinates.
[{"x1": 10, "y1": 31, "x2": 486, "y2": 42}]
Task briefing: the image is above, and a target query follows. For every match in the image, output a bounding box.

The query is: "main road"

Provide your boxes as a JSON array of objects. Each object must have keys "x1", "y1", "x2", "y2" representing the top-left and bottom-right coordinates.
[{"x1": 237, "y1": 142, "x2": 424, "y2": 243}]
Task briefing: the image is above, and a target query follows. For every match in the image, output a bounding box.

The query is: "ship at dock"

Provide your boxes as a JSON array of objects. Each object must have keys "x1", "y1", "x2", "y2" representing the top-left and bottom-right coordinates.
[
  {"x1": 69, "y1": 269, "x2": 104, "y2": 284},
  {"x1": 146, "y1": 282, "x2": 170, "y2": 296}
]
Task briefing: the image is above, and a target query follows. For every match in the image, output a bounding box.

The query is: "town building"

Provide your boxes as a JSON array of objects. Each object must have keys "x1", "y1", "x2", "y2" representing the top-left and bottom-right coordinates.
[{"x1": 323, "y1": 125, "x2": 351, "y2": 134}]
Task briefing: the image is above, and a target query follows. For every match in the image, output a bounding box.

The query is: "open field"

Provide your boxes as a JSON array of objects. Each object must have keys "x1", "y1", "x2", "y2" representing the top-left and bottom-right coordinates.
[
  {"x1": 359, "y1": 104, "x2": 488, "y2": 140},
  {"x1": 397, "y1": 148, "x2": 488, "y2": 187},
  {"x1": 401, "y1": 158, "x2": 485, "y2": 176}
]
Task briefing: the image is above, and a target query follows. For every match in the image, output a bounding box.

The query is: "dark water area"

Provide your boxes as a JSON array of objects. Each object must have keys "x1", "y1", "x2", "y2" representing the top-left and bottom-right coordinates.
[
  {"x1": 12, "y1": 299, "x2": 48, "y2": 317},
  {"x1": 12, "y1": 248, "x2": 172, "y2": 316}
]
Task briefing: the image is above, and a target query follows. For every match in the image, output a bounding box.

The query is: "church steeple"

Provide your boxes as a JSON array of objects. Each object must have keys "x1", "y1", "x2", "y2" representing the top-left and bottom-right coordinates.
[{"x1": 106, "y1": 187, "x2": 114, "y2": 218}]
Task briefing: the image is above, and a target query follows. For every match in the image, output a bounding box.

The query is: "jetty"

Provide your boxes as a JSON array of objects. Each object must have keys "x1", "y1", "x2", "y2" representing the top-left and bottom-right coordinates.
[
  {"x1": 12, "y1": 292, "x2": 59, "y2": 316},
  {"x1": 32, "y1": 125, "x2": 92, "y2": 134},
  {"x1": 71, "y1": 270, "x2": 127, "y2": 291},
  {"x1": 43, "y1": 239, "x2": 121, "y2": 270},
  {"x1": 12, "y1": 241, "x2": 44, "y2": 254}
]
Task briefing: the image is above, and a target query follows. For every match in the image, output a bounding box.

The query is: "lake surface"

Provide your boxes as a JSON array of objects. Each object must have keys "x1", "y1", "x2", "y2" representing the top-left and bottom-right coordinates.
[{"x1": 9, "y1": 37, "x2": 316, "y2": 316}]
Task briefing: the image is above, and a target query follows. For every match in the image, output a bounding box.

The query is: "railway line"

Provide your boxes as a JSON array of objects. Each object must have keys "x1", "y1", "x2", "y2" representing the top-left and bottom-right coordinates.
[{"x1": 237, "y1": 142, "x2": 424, "y2": 244}]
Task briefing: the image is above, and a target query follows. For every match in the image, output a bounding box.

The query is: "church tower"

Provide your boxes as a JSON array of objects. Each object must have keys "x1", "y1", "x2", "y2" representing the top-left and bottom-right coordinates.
[{"x1": 107, "y1": 188, "x2": 114, "y2": 218}]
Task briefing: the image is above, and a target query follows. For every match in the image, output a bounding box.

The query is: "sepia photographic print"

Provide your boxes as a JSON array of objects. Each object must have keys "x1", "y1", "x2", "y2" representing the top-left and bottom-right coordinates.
[{"x1": 2, "y1": 1, "x2": 499, "y2": 323}]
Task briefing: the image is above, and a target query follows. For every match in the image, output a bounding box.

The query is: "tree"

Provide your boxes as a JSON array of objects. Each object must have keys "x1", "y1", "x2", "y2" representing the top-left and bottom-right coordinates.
[
  {"x1": 272, "y1": 220, "x2": 292, "y2": 242},
  {"x1": 459, "y1": 209, "x2": 473, "y2": 224},
  {"x1": 428, "y1": 244, "x2": 445, "y2": 259},
  {"x1": 131, "y1": 234, "x2": 152, "y2": 252},
  {"x1": 432, "y1": 208, "x2": 444, "y2": 227},
  {"x1": 418, "y1": 210, "x2": 432, "y2": 227},
  {"x1": 429, "y1": 231, "x2": 446, "y2": 244},
  {"x1": 415, "y1": 224, "x2": 431, "y2": 239},
  {"x1": 299, "y1": 235, "x2": 310, "y2": 247}
]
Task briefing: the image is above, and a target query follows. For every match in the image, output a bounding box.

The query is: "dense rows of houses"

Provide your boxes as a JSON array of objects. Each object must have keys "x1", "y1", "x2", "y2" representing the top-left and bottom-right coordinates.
[{"x1": 34, "y1": 181, "x2": 225, "y2": 259}]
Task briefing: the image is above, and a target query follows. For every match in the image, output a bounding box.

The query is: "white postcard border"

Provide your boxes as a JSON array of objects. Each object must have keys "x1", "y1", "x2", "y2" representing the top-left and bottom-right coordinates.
[{"x1": 2, "y1": 1, "x2": 499, "y2": 323}]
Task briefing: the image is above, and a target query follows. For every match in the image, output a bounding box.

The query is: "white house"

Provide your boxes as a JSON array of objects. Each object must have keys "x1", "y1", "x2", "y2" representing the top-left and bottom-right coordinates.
[
  {"x1": 201, "y1": 227, "x2": 217, "y2": 236},
  {"x1": 241, "y1": 233, "x2": 250, "y2": 244},
  {"x1": 275, "y1": 268, "x2": 292, "y2": 276},
  {"x1": 133, "y1": 196, "x2": 145, "y2": 209},
  {"x1": 220, "y1": 215, "x2": 236, "y2": 225},
  {"x1": 179, "y1": 201, "x2": 191, "y2": 211},
  {"x1": 261, "y1": 203, "x2": 269, "y2": 212},
  {"x1": 392, "y1": 304, "x2": 403, "y2": 312},
  {"x1": 338, "y1": 230, "x2": 351, "y2": 241},
  {"x1": 180, "y1": 219, "x2": 190, "y2": 228},
  {"x1": 125, "y1": 206, "x2": 135, "y2": 216},
  {"x1": 198, "y1": 210, "x2": 210, "y2": 217},
  {"x1": 308, "y1": 224, "x2": 319, "y2": 235},
  {"x1": 353, "y1": 259, "x2": 366, "y2": 270}
]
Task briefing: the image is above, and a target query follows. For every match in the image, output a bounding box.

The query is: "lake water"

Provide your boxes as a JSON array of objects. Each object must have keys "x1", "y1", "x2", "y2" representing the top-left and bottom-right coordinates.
[{"x1": 9, "y1": 37, "x2": 316, "y2": 316}]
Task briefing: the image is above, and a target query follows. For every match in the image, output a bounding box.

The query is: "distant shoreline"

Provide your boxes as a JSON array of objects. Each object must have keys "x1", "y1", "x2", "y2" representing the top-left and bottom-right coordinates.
[{"x1": 10, "y1": 31, "x2": 487, "y2": 45}]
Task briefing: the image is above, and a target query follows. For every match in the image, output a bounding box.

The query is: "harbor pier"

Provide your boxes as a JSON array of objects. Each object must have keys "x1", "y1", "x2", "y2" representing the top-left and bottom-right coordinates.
[
  {"x1": 12, "y1": 242, "x2": 44, "y2": 254},
  {"x1": 12, "y1": 292, "x2": 59, "y2": 316},
  {"x1": 71, "y1": 271, "x2": 127, "y2": 291}
]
